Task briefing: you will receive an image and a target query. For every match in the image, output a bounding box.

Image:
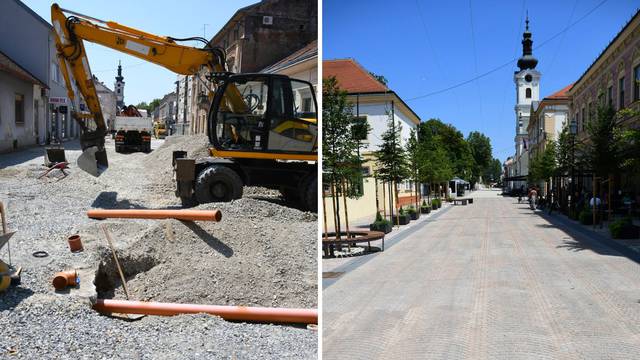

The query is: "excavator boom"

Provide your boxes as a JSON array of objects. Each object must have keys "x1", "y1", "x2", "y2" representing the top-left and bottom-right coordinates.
[{"x1": 50, "y1": 4, "x2": 226, "y2": 176}]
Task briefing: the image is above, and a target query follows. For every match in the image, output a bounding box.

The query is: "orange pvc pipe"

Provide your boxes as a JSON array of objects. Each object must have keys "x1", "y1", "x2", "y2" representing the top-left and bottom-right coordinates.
[
  {"x1": 93, "y1": 299, "x2": 317, "y2": 324},
  {"x1": 87, "y1": 209, "x2": 222, "y2": 222}
]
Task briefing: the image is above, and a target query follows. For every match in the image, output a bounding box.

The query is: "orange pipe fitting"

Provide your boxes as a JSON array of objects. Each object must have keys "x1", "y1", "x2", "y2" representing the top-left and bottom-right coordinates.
[
  {"x1": 52, "y1": 270, "x2": 77, "y2": 290},
  {"x1": 67, "y1": 234, "x2": 83, "y2": 252},
  {"x1": 87, "y1": 209, "x2": 222, "y2": 222},
  {"x1": 93, "y1": 299, "x2": 317, "y2": 325}
]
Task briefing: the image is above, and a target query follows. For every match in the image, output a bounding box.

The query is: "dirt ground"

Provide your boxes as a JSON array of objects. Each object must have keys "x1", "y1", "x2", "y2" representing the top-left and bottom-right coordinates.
[{"x1": 0, "y1": 136, "x2": 317, "y2": 359}]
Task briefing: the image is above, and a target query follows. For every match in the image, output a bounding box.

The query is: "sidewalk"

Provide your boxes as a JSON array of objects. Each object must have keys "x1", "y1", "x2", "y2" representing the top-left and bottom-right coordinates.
[{"x1": 536, "y1": 208, "x2": 640, "y2": 262}]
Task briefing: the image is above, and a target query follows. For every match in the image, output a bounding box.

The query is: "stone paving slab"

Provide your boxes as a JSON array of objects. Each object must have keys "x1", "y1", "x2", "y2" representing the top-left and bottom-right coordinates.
[{"x1": 323, "y1": 190, "x2": 640, "y2": 359}]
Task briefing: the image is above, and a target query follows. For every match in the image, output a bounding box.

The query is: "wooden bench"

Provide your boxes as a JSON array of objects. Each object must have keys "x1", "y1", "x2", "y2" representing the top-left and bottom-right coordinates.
[
  {"x1": 453, "y1": 199, "x2": 468, "y2": 205},
  {"x1": 322, "y1": 231, "x2": 385, "y2": 257}
]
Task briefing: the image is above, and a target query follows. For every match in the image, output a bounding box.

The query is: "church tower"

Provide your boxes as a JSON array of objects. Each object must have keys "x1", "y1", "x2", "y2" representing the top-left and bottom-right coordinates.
[
  {"x1": 513, "y1": 15, "x2": 540, "y2": 180},
  {"x1": 115, "y1": 60, "x2": 125, "y2": 108}
]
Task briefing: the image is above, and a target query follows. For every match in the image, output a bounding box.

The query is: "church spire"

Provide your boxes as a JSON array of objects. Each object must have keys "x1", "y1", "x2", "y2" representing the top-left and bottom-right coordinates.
[{"x1": 517, "y1": 13, "x2": 538, "y2": 71}]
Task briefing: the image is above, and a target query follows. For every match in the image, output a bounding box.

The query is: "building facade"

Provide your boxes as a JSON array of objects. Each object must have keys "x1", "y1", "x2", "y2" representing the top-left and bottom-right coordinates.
[
  {"x1": 323, "y1": 59, "x2": 420, "y2": 228},
  {"x1": 0, "y1": 0, "x2": 83, "y2": 152},
  {"x1": 567, "y1": 9, "x2": 640, "y2": 199},
  {"x1": 158, "y1": 91, "x2": 177, "y2": 133},
  {"x1": 92, "y1": 75, "x2": 117, "y2": 132}
]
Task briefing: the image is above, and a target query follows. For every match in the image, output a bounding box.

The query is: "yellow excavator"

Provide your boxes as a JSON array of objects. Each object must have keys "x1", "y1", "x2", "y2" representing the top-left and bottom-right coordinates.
[{"x1": 51, "y1": 4, "x2": 318, "y2": 210}]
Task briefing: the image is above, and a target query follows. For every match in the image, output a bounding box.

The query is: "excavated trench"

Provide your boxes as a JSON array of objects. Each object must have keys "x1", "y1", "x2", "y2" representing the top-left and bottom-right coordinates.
[{"x1": 94, "y1": 250, "x2": 160, "y2": 299}]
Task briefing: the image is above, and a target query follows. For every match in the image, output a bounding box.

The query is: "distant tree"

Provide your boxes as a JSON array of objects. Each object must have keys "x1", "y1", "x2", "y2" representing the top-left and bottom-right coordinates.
[
  {"x1": 406, "y1": 129, "x2": 421, "y2": 210},
  {"x1": 368, "y1": 71, "x2": 388, "y2": 86},
  {"x1": 483, "y1": 158, "x2": 503, "y2": 182},
  {"x1": 529, "y1": 141, "x2": 557, "y2": 185},
  {"x1": 580, "y1": 106, "x2": 621, "y2": 178},
  {"x1": 467, "y1": 131, "x2": 493, "y2": 184},
  {"x1": 148, "y1": 98, "x2": 161, "y2": 112},
  {"x1": 135, "y1": 101, "x2": 149, "y2": 110}
]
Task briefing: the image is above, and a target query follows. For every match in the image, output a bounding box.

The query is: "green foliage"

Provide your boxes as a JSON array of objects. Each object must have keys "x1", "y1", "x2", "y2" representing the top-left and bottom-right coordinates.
[
  {"x1": 407, "y1": 206, "x2": 417, "y2": 215},
  {"x1": 580, "y1": 105, "x2": 621, "y2": 177},
  {"x1": 399, "y1": 207, "x2": 406, "y2": 215},
  {"x1": 609, "y1": 217, "x2": 633, "y2": 238},
  {"x1": 529, "y1": 141, "x2": 557, "y2": 182},
  {"x1": 432, "y1": 198, "x2": 441, "y2": 207},
  {"x1": 374, "y1": 211, "x2": 390, "y2": 225},
  {"x1": 578, "y1": 209, "x2": 599, "y2": 225},
  {"x1": 135, "y1": 101, "x2": 149, "y2": 110},
  {"x1": 148, "y1": 98, "x2": 161, "y2": 111},
  {"x1": 375, "y1": 113, "x2": 409, "y2": 183},
  {"x1": 555, "y1": 126, "x2": 575, "y2": 174},
  {"x1": 368, "y1": 71, "x2": 388, "y2": 86},
  {"x1": 483, "y1": 158, "x2": 503, "y2": 182},
  {"x1": 422, "y1": 199, "x2": 427, "y2": 207},
  {"x1": 467, "y1": 131, "x2": 492, "y2": 182}
]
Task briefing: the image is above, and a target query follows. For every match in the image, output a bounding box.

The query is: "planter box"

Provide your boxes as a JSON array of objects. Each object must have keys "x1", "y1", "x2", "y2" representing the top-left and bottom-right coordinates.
[
  {"x1": 370, "y1": 222, "x2": 392, "y2": 234},
  {"x1": 431, "y1": 203, "x2": 438, "y2": 210},
  {"x1": 392, "y1": 214, "x2": 411, "y2": 225},
  {"x1": 409, "y1": 212, "x2": 420, "y2": 220},
  {"x1": 420, "y1": 207, "x2": 431, "y2": 214}
]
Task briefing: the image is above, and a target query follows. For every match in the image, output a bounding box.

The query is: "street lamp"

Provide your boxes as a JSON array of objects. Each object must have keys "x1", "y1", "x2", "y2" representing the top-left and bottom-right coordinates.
[{"x1": 569, "y1": 118, "x2": 577, "y2": 216}]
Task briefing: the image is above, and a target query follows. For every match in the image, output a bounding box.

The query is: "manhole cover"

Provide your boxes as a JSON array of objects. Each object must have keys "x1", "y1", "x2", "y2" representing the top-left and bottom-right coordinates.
[{"x1": 323, "y1": 272, "x2": 344, "y2": 279}]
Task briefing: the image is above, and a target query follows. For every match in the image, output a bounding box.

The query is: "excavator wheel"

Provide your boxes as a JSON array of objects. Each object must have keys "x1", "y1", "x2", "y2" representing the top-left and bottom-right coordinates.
[
  {"x1": 300, "y1": 175, "x2": 317, "y2": 212},
  {"x1": 195, "y1": 165, "x2": 243, "y2": 204}
]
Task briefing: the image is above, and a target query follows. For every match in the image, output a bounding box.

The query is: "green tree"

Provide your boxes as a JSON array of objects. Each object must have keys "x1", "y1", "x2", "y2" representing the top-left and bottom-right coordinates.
[
  {"x1": 580, "y1": 106, "x2": 621, "y2": 178},
  {"x1": 483, "y1": 158, "x2": 503, "y2": 182},
  {"x1": 135, "y1": 101, "x2": 149, "y2": 110},
  {"x1": 322, "y1": 77, "x2": 359, "y2": 237},
  {"x1": 467, "y1": 131, "x2": 493, "y2": 184},
  {"x1": 375, "y1": 113, "x2": 409, "y2": 223},
  {"x1": 368, "y1": 72, "x2": 388, "y2": 86},
  {"x1": 529, "y1": 141, "x2": 557, "y2": 185},
  {"x1": 406, "y1": 129, "x2": 421, "y2": 210},
  {"x1": 148, "y1": 98, "x2": 161, "y2": 112}
]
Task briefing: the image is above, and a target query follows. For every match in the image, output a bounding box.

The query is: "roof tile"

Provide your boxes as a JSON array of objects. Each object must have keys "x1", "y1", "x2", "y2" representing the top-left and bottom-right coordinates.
[{"x1": 323, "y1": 59, "x2": 389, "y2": 93}]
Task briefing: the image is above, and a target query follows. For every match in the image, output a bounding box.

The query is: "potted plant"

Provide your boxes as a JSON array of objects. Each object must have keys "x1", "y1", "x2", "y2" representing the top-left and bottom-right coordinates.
[
  {"x1": 609, "y1": 217, "x2": 639, "y2": 239},
  {"x1": 420, "y1": 200, "x2": 431, "y2": 214},
  {"x1": 392, "y1": 207, "x2": 411, "y2": 225},
  {"x1": 432, "y1": 198, "x2": 441, "y2": 209},
  {"x1": 369, "y1": 212, "x2": 392, "y2": 234},
  {"x1": 579, "y1": 209, "x2": 600, "y2": 225},
  {"x1": 407, "y1": 206, "x2": 420, "y2": 220}
]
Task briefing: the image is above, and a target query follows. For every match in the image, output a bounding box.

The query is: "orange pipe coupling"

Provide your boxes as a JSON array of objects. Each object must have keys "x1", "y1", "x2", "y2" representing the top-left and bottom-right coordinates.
[
  {"x1": 87, "y1": 209, "x2": 222, "y2": 222},
  {"x1": 93, "y1": 299, "x2": 317, "y2": 325}
]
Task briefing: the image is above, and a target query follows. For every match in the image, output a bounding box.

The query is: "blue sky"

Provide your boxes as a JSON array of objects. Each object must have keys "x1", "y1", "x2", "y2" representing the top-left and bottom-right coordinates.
[
  {"x1": 323, "y1": 0, "x2": 639, "y2": 162},
  {"x1": 23, "y1": 0, "x2": 256, "y2": 104}
]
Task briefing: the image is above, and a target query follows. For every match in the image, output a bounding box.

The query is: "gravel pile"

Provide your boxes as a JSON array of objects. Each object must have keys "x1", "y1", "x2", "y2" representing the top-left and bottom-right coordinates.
[
  {"x1": 0, "y1": 137, "x2": 317, "y2": 359},
  {"x1": 0, "y1": 294, "x2": 316, "y2": 359}
]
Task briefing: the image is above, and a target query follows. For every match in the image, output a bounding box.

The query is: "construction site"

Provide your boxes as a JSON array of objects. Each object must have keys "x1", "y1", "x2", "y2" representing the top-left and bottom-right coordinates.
[{"x1": 0, "y1": 135, "x2": 318, "y2": 358}]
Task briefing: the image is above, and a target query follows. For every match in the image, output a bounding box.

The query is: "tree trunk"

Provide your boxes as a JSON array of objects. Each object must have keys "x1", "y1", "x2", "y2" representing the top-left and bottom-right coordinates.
[
  {"x1": 382, "y1": 180, "x2": 387, "y2": 220},
  {"x1": 322, "y1": 188, "x2": 329, "y2": 239},
  {"x1": 375, "y1": 177, "x2": 380, "y2": 215},
  {"x1": 341, "y1": 177, "x2": 351, "y2": 238},
  {"x1": 331, "y1": 179, "x2": 341, "y2": 239},
  {"x1": 394, "y1": 180, "x2": 400, "y2": 228}
]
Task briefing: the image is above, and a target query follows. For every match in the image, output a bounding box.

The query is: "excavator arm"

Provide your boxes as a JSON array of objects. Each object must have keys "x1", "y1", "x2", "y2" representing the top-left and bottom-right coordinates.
[{"x1": 50, "y1": 4, "x2": 232, "y2": 176}]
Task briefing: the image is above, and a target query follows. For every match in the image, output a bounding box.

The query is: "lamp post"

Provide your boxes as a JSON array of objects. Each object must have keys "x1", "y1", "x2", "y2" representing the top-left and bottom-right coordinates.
[{"x1": 569, "y1": 118, "x2": 577, "y2": 216}]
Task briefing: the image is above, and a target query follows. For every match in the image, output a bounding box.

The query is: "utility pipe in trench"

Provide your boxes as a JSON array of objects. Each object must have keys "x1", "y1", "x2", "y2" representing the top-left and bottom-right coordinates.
[
  {"x1": 93, "y1": 299, "x2": 317, "y2": 324},
  {"x1": 87, "y1": 209, "x2": 222, "y2": 222}
]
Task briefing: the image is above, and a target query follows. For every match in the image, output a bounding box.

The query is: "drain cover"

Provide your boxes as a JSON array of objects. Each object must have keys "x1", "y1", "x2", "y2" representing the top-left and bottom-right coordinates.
[{"x1": 323, "y1": 271, "x2": 344, "y2": 279}]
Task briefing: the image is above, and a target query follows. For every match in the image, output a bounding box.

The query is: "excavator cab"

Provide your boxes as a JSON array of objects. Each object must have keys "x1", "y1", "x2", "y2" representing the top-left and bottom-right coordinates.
[{"x1": 209, "y1": 74, "x2": 317, "y2": 157}]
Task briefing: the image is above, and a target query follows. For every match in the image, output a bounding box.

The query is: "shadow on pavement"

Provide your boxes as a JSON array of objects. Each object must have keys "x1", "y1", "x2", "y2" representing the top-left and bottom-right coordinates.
[
  {"x1": 538, "y1": 211, "x2": 640, "y2": 265},
  {"x1": 91, "y1": 191, "x2": 146, "y2": 209},
  {"x1": 0, "y1": 140, "x2": 82, "y2": 169}
]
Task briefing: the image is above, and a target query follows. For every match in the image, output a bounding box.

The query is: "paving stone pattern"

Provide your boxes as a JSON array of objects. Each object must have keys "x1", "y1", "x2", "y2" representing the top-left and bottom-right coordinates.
[{"x1": 323, "y1": 191, "x2": 640, "y2": 359}]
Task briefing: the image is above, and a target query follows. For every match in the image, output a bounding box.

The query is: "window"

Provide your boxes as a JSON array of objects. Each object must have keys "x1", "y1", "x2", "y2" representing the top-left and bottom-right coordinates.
[
  {"x1": 608, "y1": 86, "x2": 613, "y2": 108},
  {"x1": 15, "y1": 93, "x2": 24, "y2": 125},
  {"x1": 581, "y1": 107, "x2": 585, "y2": 132},
  {"x1": 587, "y1": 102, "x2": 592, "y2": 124},
  {"x1": 634, "y1": 65, "x2": 640, "y2": 101},
  {"x1": 525, "y1": 88, "x2": 532, "y2": 98},
  {"x1": 351, "y1": 116, "x2": 368, "y2": 141},
  {"x1": 619, "y1": 77, "x2": 625, "y2": 109}
]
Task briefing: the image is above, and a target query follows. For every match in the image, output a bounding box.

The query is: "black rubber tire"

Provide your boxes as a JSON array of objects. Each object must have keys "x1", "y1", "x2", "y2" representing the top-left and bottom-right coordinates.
[
  {"x1": 280, "y1": 188, "x2": 300, "y2": 204},
  {"x1": 300, "y1": 175, "x2": 317, "y2": 212},
  {"x1": 195, "y1": 165, "x2": 243, "y2": 203}
]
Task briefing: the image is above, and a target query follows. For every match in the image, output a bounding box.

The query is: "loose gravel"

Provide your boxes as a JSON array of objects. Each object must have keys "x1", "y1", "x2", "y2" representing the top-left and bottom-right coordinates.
[{"x1": 0, "y1": 136, "x2": 317, "y2": 359}]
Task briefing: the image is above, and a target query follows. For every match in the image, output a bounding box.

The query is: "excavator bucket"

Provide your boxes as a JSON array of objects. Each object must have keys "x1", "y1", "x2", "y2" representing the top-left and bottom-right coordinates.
[
  {"x1": 77, "y1": 146, "x2": 108, "y2": 177},
  {"x1": 44, "y1": 146, "x2": 67, "y2": 167}
]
